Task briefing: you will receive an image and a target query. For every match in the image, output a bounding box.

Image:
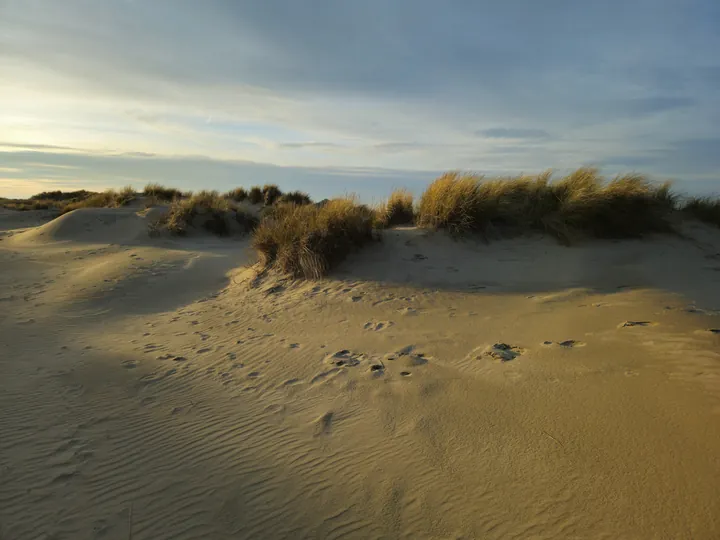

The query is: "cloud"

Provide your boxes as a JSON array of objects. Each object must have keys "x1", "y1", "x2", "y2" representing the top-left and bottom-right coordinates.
[
  {"x1": 0, "y1": 148, "x2": 440, "y2": 201},
  {"x1": 0, "y1": 141, "x2": 82, "y2": 152},
  {"x1": 277, "y1": 142, "x2": 342, "y2": 150},
  {"x1": 479, "y1": 128, "x2": 552, "y2": 140},
  {"x1": 619, "y1": 97, "x2": 696, "y2": 118},
  {"x1": 0, "y1": 0, "x2": 719, "y2": 193}
]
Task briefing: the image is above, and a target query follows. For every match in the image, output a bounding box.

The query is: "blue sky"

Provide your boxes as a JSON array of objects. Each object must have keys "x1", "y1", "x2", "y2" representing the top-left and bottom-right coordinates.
[{"x1": 1, "y1": 0, "x2": 719, "y2": 199}]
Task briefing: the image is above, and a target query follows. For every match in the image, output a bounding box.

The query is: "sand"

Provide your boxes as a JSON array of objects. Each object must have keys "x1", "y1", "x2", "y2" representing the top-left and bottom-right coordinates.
[{"x1": 1, "y1": 207, "x2": 720, "y2": 539}]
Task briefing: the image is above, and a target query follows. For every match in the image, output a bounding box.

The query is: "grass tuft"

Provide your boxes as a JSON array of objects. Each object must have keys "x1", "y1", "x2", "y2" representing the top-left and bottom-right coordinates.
[
  {"x1": 61, "y1": 186, "x2": 136, "y2": 214},
  {"x1": 262, "y1": 184, "x2": 282, "y2": 206},
  {"x1": 159, "y1": 190, "x2": 257, "y2": 236},
  {"x1": 226, "y1": 187, "x2": 248, "y2": 202},
  {"x1": 1, "y1": 190, "x2": 97, "y2": 211},
  {"x1": 375, "y1": 189, "x2": 415, "y2": 228},
  {"x1": 143, "y1": 183, "x2": 183, "y2": 201},
  {"x1": 253, "y1": 198, "x2": 374, "y2": 278},
  {"x1": 417, "y1": 168, "x2": 677, "y2": 242},
  {"x1": 248, "y1": 186, "x2": 264, "y2": 205},
  {"x1": 681, "y1": 196, "x2": 720, "y2": 228},
  {"x1": 279, "y1": 190, "x2": 312, "y2": 205}
]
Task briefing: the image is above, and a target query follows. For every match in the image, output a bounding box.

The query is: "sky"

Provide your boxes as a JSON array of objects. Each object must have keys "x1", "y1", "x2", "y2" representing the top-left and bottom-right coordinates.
[{"x1": 1, "y1": 0, "x2": 719, "y2": 200}]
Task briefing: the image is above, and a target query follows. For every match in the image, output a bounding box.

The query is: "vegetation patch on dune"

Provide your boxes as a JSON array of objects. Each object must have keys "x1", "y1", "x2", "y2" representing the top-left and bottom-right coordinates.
[
  {"x1": 155, "y1": 190, "x2": 258, "y2": 236},
  {"x1": 417, "y1": 168, "x2": 677, "y2": 242},
  {"x1": 375, "y1": 189, "x2": 415, "y2": 228},
  {"x1": 1, "y1": 190, "x2": 96, "y2": 211},
  {"x1": 253, "y1": 198, "x2": 375, "y2": 278},
  {"x1": 143, "y1": 183, "x2": 183, "y2": 201},
  {"x1": 61, "y1": 187, "x2": 137, "y2": 214},
  {"x1": 681, "y1": 197, "x2": 720, "y2": 228}
]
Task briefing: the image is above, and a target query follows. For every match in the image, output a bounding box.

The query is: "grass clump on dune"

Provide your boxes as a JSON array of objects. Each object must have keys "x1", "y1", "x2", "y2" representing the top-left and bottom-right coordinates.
[
  {"x1": 143, "y1": 183, "x2": 183, "y2": 201},
  {"x1": 253, "y1": 198, "x2": 374, "y2": 279},
  {"x1": 247, "y1": 186, "x2": 264, "y2": 205},
  {"x1": 375, "y1": 189, "x2": 415, "y2": 228},
  {"x1": 417, "y1": 168, "x2": 677, "y2": 242},
  {"x1": 226, "y1": 187, "x2": 248, "y2": 202},
  {"x1": 278, "y1": 190, "x2": 312, "y2": 205},
  {"x1": 159, "y1": 190, "x2": 258, "y2": 236},
  {"x1": 262, "y1": 184, "x2": 283, "y2": 206},
  {"x1": 1, "y1": 190, "x2": 97, "y2": 211},
  {"x1": 61, "y1": 186, "x2": 136, "y2": 214},
  {"x1": 681, "y1": 197, "x2": 720, "y2": 228}
]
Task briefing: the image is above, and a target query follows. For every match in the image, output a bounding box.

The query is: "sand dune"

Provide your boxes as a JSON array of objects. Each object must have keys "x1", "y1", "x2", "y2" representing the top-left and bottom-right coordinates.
[{"x1": 1, "y1": 207, "x2": 720, "y2": 539}]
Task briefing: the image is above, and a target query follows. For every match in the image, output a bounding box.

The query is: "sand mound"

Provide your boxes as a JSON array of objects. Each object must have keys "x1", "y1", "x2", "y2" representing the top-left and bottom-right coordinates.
[
  {"x1": 8, "y1": 207, "x2": 164, "y2": 246},
  {"x1": 0, "y1": 208, "x2": 55, "y2": 234}
]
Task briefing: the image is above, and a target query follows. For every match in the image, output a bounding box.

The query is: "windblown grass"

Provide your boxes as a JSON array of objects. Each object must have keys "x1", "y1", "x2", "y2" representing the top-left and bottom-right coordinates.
[
  {"x1": 61, "y1": 186, "x2": 136, "y2": 214},
  {"x1": 681, "y1": 196, "x2": 720, "y2": 228},
  {"x1": 159, "y1": 190, "x2": 257, "y2": 236},
  {"x1": 253, "y1": 198, "x2": 374, "y2": 278},
  {"x1": 417, "y1": 168, "x2": 677, "y2": 242},
  {"x1": 225, "y1": 185, "x2": 311, "y2": 206},
  {"x1": 248, "y1": 186, "x2": 264, "y2": 205},
  {"x1": 1, "y1": 190, "x2": 96, "y2": 211},
  {"x1": 375, "y1": 189, "x2": 415, "y2": 228},
  {"x1": 262, "y1": 184, "x2": 282, "y2": 206},
  {"x1": 226, "y1": 187, "x2": 248, "y2": 202},
  {"x1": 143, "y1": 183, "x2": 183, "y2": 201},
  {"x1": 279, "y1": 190, "x2": 312, "y2": 205}
]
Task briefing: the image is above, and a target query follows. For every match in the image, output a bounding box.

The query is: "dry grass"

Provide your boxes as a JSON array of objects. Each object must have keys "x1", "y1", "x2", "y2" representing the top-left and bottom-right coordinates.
[
  {"x1": 159, "y1": 190, "x2": 257, "y2": 236},
  {"x1": 253, "y1": 198, "x2": 374, "y2": 278},
  {"x1": 417, "y1": 168, "x2": 677, "y2": 242},
  {"x1": 226, "y1": 187, "x2": 248, "y2": 202},
  {"x1": 60, "y1": 186, "x2": 136, "y2": 214},
  {"x1": 279, "y1": 190, "x2": 312, "y2": 205},
  {"x1": 681, "y1": 197, "x2": 720, "y2": 228},
  {"x1": 143, "y1": 183, "x2": 183, "y2": 201},
  {"x1": 248, "y1": 186, "x2": 264, "y2": 205},
  {"x1": 262, "y1": 184, "x2": 282, "y2": 206},
  {"x1": 1, "y1": 190, "x2": 96, "y2": 211},
  {"x1": 375, "y1": 189, "x2": 415, "y2": 228}
]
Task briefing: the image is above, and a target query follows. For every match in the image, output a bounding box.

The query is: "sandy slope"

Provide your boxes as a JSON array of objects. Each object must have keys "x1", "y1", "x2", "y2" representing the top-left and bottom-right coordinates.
[{"x1": 1, "y1": 208, "x2": 720, "y2": 539}]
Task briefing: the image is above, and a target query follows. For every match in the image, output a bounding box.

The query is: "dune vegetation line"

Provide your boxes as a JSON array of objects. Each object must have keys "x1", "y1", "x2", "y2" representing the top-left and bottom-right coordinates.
[{"x1": 2, "y1": 168, "x2": 720, "y2": 278}]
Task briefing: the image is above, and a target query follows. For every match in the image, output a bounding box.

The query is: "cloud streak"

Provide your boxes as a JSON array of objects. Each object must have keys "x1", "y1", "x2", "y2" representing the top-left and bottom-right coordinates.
[{"x1": 1, "y1": 0, "x2": 719, "y2": 195}]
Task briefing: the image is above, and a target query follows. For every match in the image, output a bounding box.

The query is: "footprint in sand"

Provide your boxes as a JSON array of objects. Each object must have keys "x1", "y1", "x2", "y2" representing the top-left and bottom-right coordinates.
[
  {"x1": 403, "y1": 354, "x2": 428, "y2": 367},
  {"x1": 397, "y1": 307, "x2": 419, "y2": 316},
  {"x1": 370, "y1": 363, "x2": 385, "y2": 375},
  {"x1": 364, "y1": 320, "x2": 394, "y2": 331},
  {"x1": 197, "y1": 347, "x2": 212, "y2": 354},
  {"x1": 482, "y1": 343, "x2": 524, "y2": 362},
  {"x1": 311, "y1": 368, "x2": 342, "y2": 384},
  {"x1": 618, "y1": 321, "x2": 654, "y2": 328},
  {"x1": 325, "y1": 349, "x2": 365, "y2": 367},
  {"x1": 314, "y1": 412, "x2": 334, "y2": 437},
  {"x1": 543, "y1": 340, "x2": 586, "y2": 348},
  {"x1": 121, "y1": 360, "x2": 138, "y2": 369},
  {"x1": 247, "y1": 371, "x2": 261, "y2": 379}
]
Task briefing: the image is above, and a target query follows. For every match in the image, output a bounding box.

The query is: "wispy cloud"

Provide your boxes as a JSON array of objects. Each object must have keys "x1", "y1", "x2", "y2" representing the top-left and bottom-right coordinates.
[
  {"x1": 1, "y1": 0, "x2": 719, "y2": 194},
  {"x1": 479, "y1": 128, "x2": 552, "y2": 140}
]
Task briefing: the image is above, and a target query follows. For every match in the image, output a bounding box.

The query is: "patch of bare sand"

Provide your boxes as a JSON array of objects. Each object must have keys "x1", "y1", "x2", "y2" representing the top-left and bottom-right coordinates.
[{"x1": 1, "y1": 209, "x2": 720, "y2": 539}]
